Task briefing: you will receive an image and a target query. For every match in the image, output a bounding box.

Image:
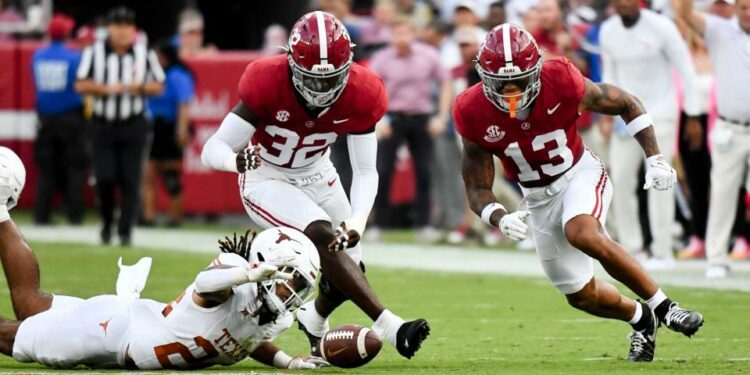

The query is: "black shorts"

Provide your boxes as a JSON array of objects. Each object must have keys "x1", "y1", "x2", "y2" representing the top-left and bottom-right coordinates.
[{"x1": 149, "y1": 117, "x2": 183, "y2": 160}]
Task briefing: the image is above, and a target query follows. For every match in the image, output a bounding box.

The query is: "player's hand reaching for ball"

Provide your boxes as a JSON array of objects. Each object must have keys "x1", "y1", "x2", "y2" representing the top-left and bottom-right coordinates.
[
  {"x1": 328, "y1": 222, "x2": 361, "y2": 252},
  {"x1": 236, "y1": 145, "x2": 261, "y2": 173},
  {"x1": 499, "y1": 210, "x2": 530, "y2": 241},
  {"x1": 643, "y1": 154, "x2": 676, "y2": 191},
  {"x1": 287, "y1": 355, "x2": 330, "y2": 369}
]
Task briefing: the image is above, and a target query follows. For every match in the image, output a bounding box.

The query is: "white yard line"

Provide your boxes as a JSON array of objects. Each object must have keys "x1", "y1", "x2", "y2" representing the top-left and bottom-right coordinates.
[{"x1": 19, "y1": 225, "x2": 750, "y2": 292}]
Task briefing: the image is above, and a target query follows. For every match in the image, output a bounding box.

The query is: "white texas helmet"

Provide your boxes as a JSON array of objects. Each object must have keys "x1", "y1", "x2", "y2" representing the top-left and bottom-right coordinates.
[
  {"x1": 0, "y1": 147, "x2": 26, "y2": 210},
  {"x1": 250, "y1": 227, "x2": 321, "y2": 314}
]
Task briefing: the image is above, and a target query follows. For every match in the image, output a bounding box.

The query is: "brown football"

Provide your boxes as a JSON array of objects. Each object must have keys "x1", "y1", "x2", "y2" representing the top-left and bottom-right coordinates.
[{"x1": 319, "y1": 324, "x2": 382, "y2": 368}]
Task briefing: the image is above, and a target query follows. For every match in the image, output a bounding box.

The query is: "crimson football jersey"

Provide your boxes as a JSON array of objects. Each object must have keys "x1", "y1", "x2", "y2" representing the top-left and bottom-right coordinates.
[
  {"x1": 238, "y1": 55, "x2": 387, "y2": 170},
  {"x1": 453, "y1": 58, "x2": 586, "y2": 187}
]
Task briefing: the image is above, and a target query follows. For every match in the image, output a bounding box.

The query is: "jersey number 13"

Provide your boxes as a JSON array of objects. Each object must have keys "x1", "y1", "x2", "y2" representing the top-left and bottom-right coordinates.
[{"x1": 503, "y1": 129, "x2": 574, "y2": 182}]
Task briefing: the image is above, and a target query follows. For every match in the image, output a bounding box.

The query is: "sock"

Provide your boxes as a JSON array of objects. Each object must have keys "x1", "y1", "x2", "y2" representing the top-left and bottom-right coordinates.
[
  {"x1": 646, "y1": 289, "x2": 673, "y2": 322},
  {"x1": 297, "y1": 300, "x2": 329, "y2": 337},
  {"x1": 630, "y1": 302, "x2": 653, "y2": 331},
  {"x1": 372, "y1": 309, "x2": 405, "y2": 348},
  {"x1": 50, "y1": 294, "x2": 84, "y2": 311},
  {"x1": 628, "y1": 301, "x2": 643, "y2": 325}
]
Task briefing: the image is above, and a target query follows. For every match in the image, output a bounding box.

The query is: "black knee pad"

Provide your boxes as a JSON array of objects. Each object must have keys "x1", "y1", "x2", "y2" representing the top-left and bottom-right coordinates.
[
  {"x1": 318, "y1": 261, "x2": 366, "y2": 303},
  {"x1": 162, "y1": 169, "x2": 182, "y2": 197}
]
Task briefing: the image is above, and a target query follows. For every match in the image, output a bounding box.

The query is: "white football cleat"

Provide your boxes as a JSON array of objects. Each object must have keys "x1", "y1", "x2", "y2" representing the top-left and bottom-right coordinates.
[
  {"x1": 705, "y1": 265, "x2": 728, "y2": 279},
  {"x1": 116, "y1": 257, "x2": 153, "y2": 301}
]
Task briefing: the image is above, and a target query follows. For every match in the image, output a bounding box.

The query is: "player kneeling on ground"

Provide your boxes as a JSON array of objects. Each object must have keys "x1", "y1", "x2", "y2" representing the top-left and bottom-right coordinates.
[
  {"x1": 453, "y1": 24, "x2": 703, "y2": 362},
  {"x1": 0, "y1": 153, "x2": 326, "y2": 369}
]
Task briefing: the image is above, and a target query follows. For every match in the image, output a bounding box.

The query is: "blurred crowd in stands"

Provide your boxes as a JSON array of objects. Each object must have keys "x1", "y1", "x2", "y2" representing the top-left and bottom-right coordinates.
[{"x1": 1, "y1": 0, "x2": 748, "y2": 278}]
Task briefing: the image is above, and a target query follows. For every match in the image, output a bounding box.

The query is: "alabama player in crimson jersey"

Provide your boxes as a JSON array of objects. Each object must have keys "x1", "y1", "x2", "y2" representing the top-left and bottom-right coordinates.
[
  {"x1": 201, "y1": 11, "x2": 429, "y2": 359},
  {"x1": 454, "y1": 23, "x2": 704, "y2": 362}
]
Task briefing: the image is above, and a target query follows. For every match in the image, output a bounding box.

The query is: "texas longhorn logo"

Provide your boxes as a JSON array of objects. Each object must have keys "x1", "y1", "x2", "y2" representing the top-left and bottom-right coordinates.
[
  {"x1": 484, "y1": 125, "x2": 505, "y2": 143},
  {"x1": 276, "y1": 230, "x2": 301, "y2": 245}
]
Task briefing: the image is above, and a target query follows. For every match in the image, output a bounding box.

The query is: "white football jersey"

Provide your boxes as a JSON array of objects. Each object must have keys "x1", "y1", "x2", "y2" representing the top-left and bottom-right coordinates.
[{"x1": 126, "y1": 254, "x2": 293, "y2": 370}]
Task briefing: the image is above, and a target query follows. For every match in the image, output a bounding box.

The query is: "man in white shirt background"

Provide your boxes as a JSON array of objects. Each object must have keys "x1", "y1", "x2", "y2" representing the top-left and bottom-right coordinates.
[
  {"x1": 675, "y1": 0, "x2": 750, "y2": 278},
  {"x1": 600, "y1": 0, "x2": 701, "y2": 270}
]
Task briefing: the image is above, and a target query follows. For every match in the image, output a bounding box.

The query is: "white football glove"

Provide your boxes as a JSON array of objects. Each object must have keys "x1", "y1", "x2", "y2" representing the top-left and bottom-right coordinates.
[
  {"x1": 499, "y1": 210, "x2": 530, "y2": 241},
  {"x1": 246, "y1": 256, "x2": 298, "y2": 282},
  {"x1": 288, "y1": 356, "x2": 330, "y2": 369},
  {"x1": 643, "y1": 155, "x2": 676, "y2": 191}
]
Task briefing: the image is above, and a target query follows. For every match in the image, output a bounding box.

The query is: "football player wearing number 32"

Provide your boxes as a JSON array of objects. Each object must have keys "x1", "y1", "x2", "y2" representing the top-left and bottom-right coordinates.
[
  {"x1": 454, "y1": 23, "x2": 703, "y2": 362},
  {"x1": 201, "y1": 11, "x2": 429, "y2": 360}
]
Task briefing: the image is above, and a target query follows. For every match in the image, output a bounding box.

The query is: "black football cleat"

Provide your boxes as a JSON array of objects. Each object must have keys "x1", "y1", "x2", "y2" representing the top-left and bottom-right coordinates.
[
  {"x1": 396, "y1": 319, "x2": 430, "y2": 359},
  {"x1": 628, "y1": 312, "x2": 658, "y2": 362},
  {"x1": 663, "y1": 303, "x2": 704, "y2": 337}
]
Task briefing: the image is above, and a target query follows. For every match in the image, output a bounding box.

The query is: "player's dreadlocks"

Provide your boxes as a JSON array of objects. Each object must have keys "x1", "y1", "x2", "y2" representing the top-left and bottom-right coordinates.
[{"x1": 217, "y1": 228, "x2": 257, "y2": 261}]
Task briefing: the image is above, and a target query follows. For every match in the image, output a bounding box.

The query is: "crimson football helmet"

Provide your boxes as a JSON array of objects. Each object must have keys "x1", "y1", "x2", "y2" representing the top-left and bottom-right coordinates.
[
  {"x1": 286, "y1": 11, "x2": 354, "y2": 108},
  {"x1": 476, "y1": 23, "x2": 542, "y2": 116}
]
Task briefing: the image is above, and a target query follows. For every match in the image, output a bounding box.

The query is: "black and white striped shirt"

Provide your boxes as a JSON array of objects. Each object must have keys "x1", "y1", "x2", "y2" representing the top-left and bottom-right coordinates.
[{"x1": 76, "y1": 40, "x2": 165, "y2": 122}]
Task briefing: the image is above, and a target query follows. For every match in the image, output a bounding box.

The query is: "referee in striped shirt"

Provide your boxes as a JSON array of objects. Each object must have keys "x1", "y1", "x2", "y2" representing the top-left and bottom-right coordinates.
[{"x1": 75, "y1": 6, "x2": 165, "y2": 246}]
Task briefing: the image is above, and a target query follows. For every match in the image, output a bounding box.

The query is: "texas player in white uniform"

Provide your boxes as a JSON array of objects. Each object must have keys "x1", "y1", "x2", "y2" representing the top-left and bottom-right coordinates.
[
  {"x1": 201, "y1": 11, "x2": 429, "y2": 359},
  {"x1": 0, "y1": 152, "x2": 325, "y2": 370},
  {"x1": 453, "y1": 24, "x2": 704, "y2": 362}
]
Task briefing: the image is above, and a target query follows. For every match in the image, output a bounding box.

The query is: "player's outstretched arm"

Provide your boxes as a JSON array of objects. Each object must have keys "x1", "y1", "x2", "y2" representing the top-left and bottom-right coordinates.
[
  {"x1": 192, "y1": 253, "x2": 294, "y2": 308},
  {"x1": 329, "y1": 130, "x2": 378, "y2": 252},
  {"x1": 579, "y1": 79, "x2": 676, "y2": 190},
  {"x1": 201, "y1": 101, "x2": 261, "y2": 173},
  {"x1": 461, "y1": 137, "x2": 503, "y2": 225},
  {"x1": 251, "y1": 342, "x2": 329, "y2": 369},
  {"x1": 460, "y1": 137, "x2": 529, "y2": 241}
]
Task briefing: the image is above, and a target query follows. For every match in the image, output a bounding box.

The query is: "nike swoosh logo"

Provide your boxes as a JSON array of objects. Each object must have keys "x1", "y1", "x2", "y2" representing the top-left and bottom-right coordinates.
[
  {"x1": 327, "y1": 178, "x2": 337, "y2": 187},
  {"x1": 326, "y1": 347, "x2": 347, "y2": 358},
  {"x1": 547, "y1": 103, "x2": 561, "y2": 115},
  {"x1": 333, "y1": 119, "x2": 349, "y2": 124}
]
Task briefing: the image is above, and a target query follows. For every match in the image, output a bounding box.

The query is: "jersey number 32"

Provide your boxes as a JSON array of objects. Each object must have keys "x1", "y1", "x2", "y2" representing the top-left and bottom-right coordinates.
[{"x1": 260, "y1": 126, "x2": 337, "y2": 168}]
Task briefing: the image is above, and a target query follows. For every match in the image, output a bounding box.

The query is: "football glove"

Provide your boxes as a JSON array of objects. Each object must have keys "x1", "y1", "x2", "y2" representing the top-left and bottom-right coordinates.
[
  {"x1": 287, "y1": 356, "x2": 330, "y2": 369},
  {"x1": 499, "y1": 210, "x2": 530, "y2": 241},
  {"x1": 236, "y1": 145, "x2": 261, "y2": 173},
  {"x1": 643, "y1": 155, "x2": 676, "y2": 191},
  {"x1": 328, "y1": 222, "x2": 361, "y2": 252},
  {"x1": 246, "y1": 259, "x2": 297, "y2": 282}
]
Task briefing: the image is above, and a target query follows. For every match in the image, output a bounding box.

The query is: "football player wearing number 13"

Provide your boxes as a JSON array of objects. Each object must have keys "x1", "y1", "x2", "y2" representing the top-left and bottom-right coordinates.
[
  {"x1": 454, "y1": 23, "x2": 704, "y2": 362},
  {"x1": 201, "y1": 11, "x2": 429, "y2": 360}
]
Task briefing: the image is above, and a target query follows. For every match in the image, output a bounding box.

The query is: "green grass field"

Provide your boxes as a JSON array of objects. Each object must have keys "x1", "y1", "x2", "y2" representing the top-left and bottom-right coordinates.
[{"x1": 0, "y1": 241, "x2": 748, "y2": 373}]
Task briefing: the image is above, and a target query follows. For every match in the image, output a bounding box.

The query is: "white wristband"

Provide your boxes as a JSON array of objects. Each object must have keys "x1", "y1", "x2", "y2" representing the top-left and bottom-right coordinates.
[
  {"x1": 0, "y1": 206, "x2": 9, "y2": 223},
  {"x1": 626, "y1": 114, "x2": 652, "y2": 137},
  {"x1": 272, "y1": 350, "x2": 293, "y2": 369},
  {"x1": 480, "y1": 203, "x2": 506, "y2": 226}
]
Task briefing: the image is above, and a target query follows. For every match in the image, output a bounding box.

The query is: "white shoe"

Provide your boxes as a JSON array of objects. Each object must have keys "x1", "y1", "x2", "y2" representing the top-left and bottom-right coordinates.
[
  {"x1": 365, "y1": 227, "x2": 383, "y2": 243},
  {"x1": 416, "y1": 226, "x2": 442, "y2": 244},
  {"x1": 643, "y1": 257, "x2": 676, "y2": 271},
  {"x1": 705, "y1": 265, "x2": 729, "y2": 279},
  {"x1": 446, "y1": 230, "x2": 466, "y2": 245},
  {"x1": 116, "y1": 257, "x2": 153, "y2": 302}
]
